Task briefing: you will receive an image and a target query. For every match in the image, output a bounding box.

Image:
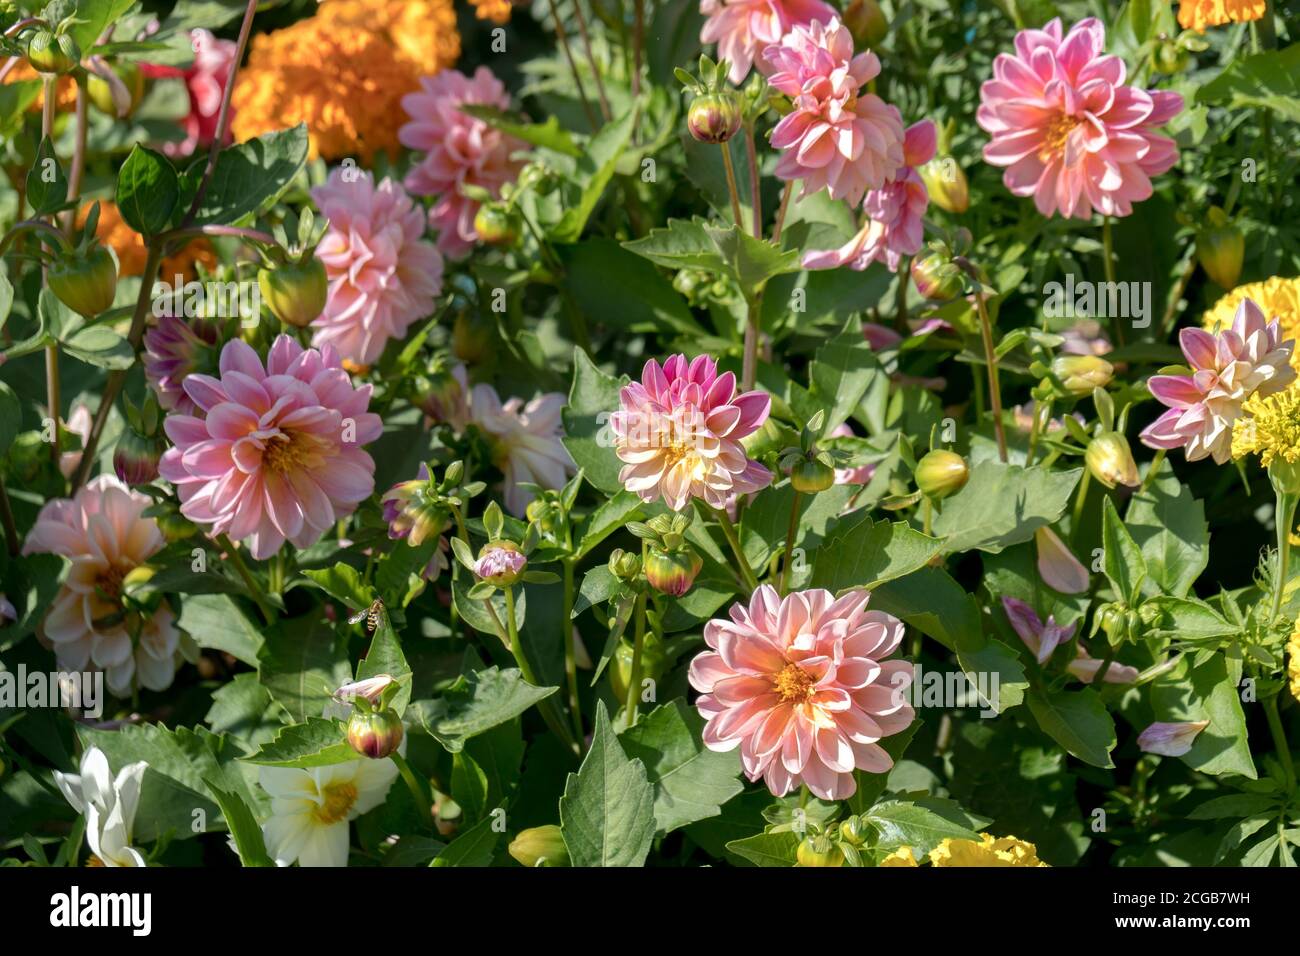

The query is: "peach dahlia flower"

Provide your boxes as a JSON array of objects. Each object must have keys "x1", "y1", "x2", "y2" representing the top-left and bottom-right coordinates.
[
  {"x1": 23, "y1": 476, "x2": 185, "y2": 696},
  {"x1": 611, "y1": 354, "x2": 772, "y2": 512},
  {"x1": 159, "y1": 336, "x2": 382, "y2": 560},
  {"x1": 689, "y1": 585, "x2": 915, "y2": 800},
  {"x1": 976, "y1": 17, "x2": 1183, "y2": 219},
  {"x1": 699, "y1": 0, "x2": 837, "y2": 85},
  {"x1": 765, "y1": 17, "x2": 905, "y2": 207},
  {"x1": 311, "y1": 167, "x2": 444, "y2": 366}
]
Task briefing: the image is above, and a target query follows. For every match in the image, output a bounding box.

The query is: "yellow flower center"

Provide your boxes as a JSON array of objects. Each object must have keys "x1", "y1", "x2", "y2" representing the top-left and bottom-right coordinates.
[
  {"x1": 312, "y1": 781, "x2": 359, "y2": 825},
  {"x1": 773, "y1": 662, "x2": 815, "y2": 703},
  {"x1": 262, "y1": 430, "x2": 326, "y2": 474},
  {"x1": 1039, "y1": 114, "x2": 1082, "y2": 162}
]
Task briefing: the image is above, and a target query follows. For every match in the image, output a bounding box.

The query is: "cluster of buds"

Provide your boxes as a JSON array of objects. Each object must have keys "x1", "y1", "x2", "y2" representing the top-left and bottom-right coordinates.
[
  {"x1": 336, "y1": 674, "x2": 405, "y2": 760},
  {"x1": 627, "y1": 513, "x2": 704, "y2": 597},
  {"x1": 677, "y1": 55, "x2": 744, "y2": 145},
  {"x1": 25, "y1": 24, "x2": 80, "y2": 75},
  {"x1": 1094, "y1": 601, "x2": 1158, "y2": 650},
  {"x1": 451, "y1": 501, "x2": 558, "y2": 595},
  {"x1": 255, "y1": 208, "x2": 329, "y2": 329},
  {"x1": 382, "y1": 460, "x2": 481, "y2": 549},
  {"x1": 113, "y1": 391, "x2": 166, "y2": 486},
  {"x1": 523, "y1": 473, "x2": 581, "y2": 551},
  {"x1": 785, "y1": 814, "x2": 877, "y2": 867},
  {"x1": 778, "y1": 410, "x2": 849, "y2": 495}
]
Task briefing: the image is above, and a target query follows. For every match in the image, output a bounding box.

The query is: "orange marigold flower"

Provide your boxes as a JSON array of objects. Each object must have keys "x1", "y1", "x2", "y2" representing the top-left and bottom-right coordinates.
[
  {"x1": 1177, "y1": 0, "x2": 1266, "y2": 32},
  {"x1": 230, "y1": 0, "x2": 459, "y2": 162},
  {"x1": 83, "y1": 202, "x2": 216, "y2": 280},
  {"x1": 469, "y1": 0, "x2": 517, "y2": 23}
]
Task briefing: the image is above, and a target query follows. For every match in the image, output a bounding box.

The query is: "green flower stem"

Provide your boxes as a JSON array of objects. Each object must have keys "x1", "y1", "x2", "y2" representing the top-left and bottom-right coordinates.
[
  {"x1": 625, "y1": 592, "x2": 647, "y2": 727},
  {"x1": 389, "y1": 750, "x2": 434, "y2": 830},
  {"x1": 61, "y1": 76, "x2": 88, "y2": 239},
  {"x1": 778, "y1": 490, "x2": 801, "y2": 595},
  {"x1": 40, "y1": 74, "x2": 60, "y2": 470},
  {"x1": 1070, "y1": 469, "x2": 1092, "y2": 547},
  {"x1": 571, "y1": 0, "x2": 611, "y2": 122},
  {"x1": 1026, "y1": 398, "x2": 1051, "y2": 466},
  {"x1": 772, "y1": 181, "x2": 794, "y2": 245},
  {"x1": 0, "y1": 475, "x2": 19, "y2": 557},
  {"x1": 217, "y1": 534, "x2": 276, "y2": 626},
  {"x1": 743, "y1": 121, "x2": 762, "y2": 238},
  {"x1": 1139, "y1": 448, "x2": 1166, "y2": 493},
  {"x1": 499, "y1": 588, "x2": 579, "y2": 754},
  {"x1": 1270, "y1": 489, "x2": 1298, "y2": 624},
  {"x1": 544, "y1": 0, "x2": 598, "y2": 130},
  {"x1": 631, "y1": 0, "x2": 645, "y2": 99},
  {"x1": 1101, "y1": 217, "x2": 1125, "y2": 347},
  {"x1": 922, "y1": 496, "x2": 933, "y2": 537},
  {"x1": 1263, "y1": 694, "x2": 1296, "y2": 795},
  {"x1": 714, "y1": 505, "x2": 758, "y2": 594},
  {"x1": 973, "y1": 292, "x2": 1008, "y2": 462},
  {"x1": 720, "y1": 140, "x2": 745, "y2": 232},
  {"x1": 562, "y1": 554, "x2": 584, "y2": 744}
]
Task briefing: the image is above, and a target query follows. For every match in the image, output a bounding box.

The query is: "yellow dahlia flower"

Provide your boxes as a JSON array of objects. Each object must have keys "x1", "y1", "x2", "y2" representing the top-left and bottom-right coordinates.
[
  {"x1": 231, "y1": 0, "x2": 459, "y2": 162},
  {"x1": 1177, "y1": 0, "x2": 1266, "y2": 32},
  {"x1": 1204, "y1": 278, "x2": 1300, "y2": 377},
  {"x1": 879, "y1": 847, "x2": 919, "y2": 867},
  {"x1": 928, "y1": 833, "x2": 1049, "y2": 867},
  {"x1": 1289, "y1": 618, "x2": 1300, "y2": 704},
  {"x1": 1231, "y1": 389, "x2": 1300, "y2": 468}
]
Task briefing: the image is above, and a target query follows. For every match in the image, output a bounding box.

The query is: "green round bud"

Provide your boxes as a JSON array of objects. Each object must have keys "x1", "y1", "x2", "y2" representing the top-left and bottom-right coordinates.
[
  {"x1": 258, "y1": 258, "x2": 328, "y2": 330},
  {"x1": 915, "y1": 449, "x2": 969, "y2": 500},
  {"x1": 789, "y1": 458, "x2": 835, "y2": 494},
  {"x1": 473, "y1": 202, "x2": 522, "y2": 247},
  {"x1": 644, "y1": 544, "x2": 703, "y2": 596},
  {"x1": 49, "y1": 246, "x2": 118, "y2": 317},
  {"x1": 1085, "y1": 432, "x2": 1139, "y2": 489},
  {"x1": 346, "y1": 708, "x2": 404, "y2": 759},
  {"x1": 88, "y1": 61, "x2": 145, "y2": 117},
  {"x1": 508, "y1": 825, "x2": 570, "y2": 867},
  {"x1": 27, "y1": 30, "x2": 80, "y2": 75},
  {"x1": 910, "y1": 252, "x2": 963, "y2": 302},
  {"x1": 797, "y1": 833, "x2": 845, "y2": 867}
]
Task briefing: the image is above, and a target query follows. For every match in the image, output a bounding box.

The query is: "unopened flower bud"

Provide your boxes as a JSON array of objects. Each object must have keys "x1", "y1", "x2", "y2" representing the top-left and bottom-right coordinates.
[
  {"x1": 918, "y1": 157, "x2": 969, "y2": 214},
  {"x1": 1196, "y1": 208, "x2": 1244, "y2": 290},
  {"x1": 1136, "y1": 720, "x2": 1209, "y2": 757},
  {"x1": 915, "y1": 449, "x2": 969, "y2": 500},
  {"x1": 911, "y1": 252, "x2": 963, "y2": 302},
  {"x1": 687, "y1": 92, "x2": 742, "y2": 145},
  {"x1": 1269, "y1": 458, "x2": 1300, "y2": 496},
  {"x1": 789, "y1": 458, "x2": 835, "y2": 494},
  {"x1": 1050, "y1": 354, "x2": 1114, "y2": 396},
  {"x1": 27, "y1": 30, "x2": 79, "y2": 75},
  {"x1": 608, "y1": 548, "x2": 641, "y2": 581},
  {"x1": 839, "y1": 816, "x2": 869, "y2": 847},
  {"x1": 473, "y1": 202, "x2": 522, "y2": 247},
  {"x1": 87, "y1": 60, "x2": 144, "y2": 118},
  {"x1": 412, "y1": 358, "x2": 468, "y2": 426},
  {"x1": 842, "y1": 0, "x2": 887, "y2": 47},
  {"x1": 346, "y1": 708, "x2": 404, "y2": 759},
  {"x1": 452, "y1": 310, "x2": 493, "y2": 364},
  {"x1": 475, "y1": 541, "x2": 526, "y2": 586},
  {"x1": 508, "y1": 825, "x2": 570, "y2": 867},
  {"x1": 1085, "y1": 432, "x2": 1139, "y2": 489},
  {"x1": 48, "y1": 246, "x2": 117, "y2": 317},
  {"x1": 258, "y1": 258, "x2": 328, "y2": 329},
  {"x1": 644, "y1": 544, "x2": 703, "y2": 597},
  {"x1": 113, "y1": 428, "x2": 164, "y2": 486},
  {"x1": 609, "y1": 634, "x2": 667, "y2": 702},
  {"x1": 797, "y1": 833, "x2": 844, "y2": 867}
]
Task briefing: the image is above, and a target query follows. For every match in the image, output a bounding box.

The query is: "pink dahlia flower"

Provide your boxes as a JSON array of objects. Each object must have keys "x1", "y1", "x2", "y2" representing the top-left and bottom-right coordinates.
[
  {"x1": 803, "y1": 119, "x2": 936, "y2": 272},
  {"x1": 700, "y1": 0, "x2": 837, "y2": 85},
  {"x1": 159, "y1": 336, "x2": 382, "y2": 560},
  {"x1": 144, "y1": 315, "x2": 220, "y2": 414},
  {"x1": 765, "y1": 17, "x2": 905, "y2": 207},
  {"x1": 469, "y1": 386, "x2": 575, "y2": 517},
  {"x1": 1140, "y1": 299, "x2": 1294, "y2": 463},
  {"x1": 689, "y1": 585, "x2": 915, "y2": 800},
  {"x1": 399, "y1": 66, "x2": 525, "y2": 259},
  {"x1": 23, "y1": 476, "x2": 185, "y2": 696},
  {"x1": 310, "y1": 167, "x2": 444, "y2": 366},
  {"x1": 1002, "y1": 597, "x2": 1138, "y2": 684},
  {"x1": 611, "y1": 354, "x2": 773, "y2": 512},
  {"x1": 141, "y1": 29, "x2": 237, "y2": 158},
  {"x1": 976, "y1": 17, "x2": 1183, "y2": 219}
]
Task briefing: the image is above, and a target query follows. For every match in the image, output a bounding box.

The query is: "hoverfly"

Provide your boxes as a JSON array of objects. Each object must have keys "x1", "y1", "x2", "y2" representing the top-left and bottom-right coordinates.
[{"x1": 347, "y1": 598, "x2": 385, "y2": 633}]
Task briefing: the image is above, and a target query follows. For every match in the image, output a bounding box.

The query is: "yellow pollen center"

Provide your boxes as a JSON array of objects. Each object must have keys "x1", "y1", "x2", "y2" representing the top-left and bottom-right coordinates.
[
  {"x1": 262, "y1": 431, "x2": 321, "y2": 474},
  {"x1": 773, "y1": 663, "x2": 815, "y2": 703},
  {"x1": 1039, "y1": 114, "x2": 1082, "y2": 161},
  {"x1": 312, "y1": 781, "x2": 358, "y2": 825}
]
